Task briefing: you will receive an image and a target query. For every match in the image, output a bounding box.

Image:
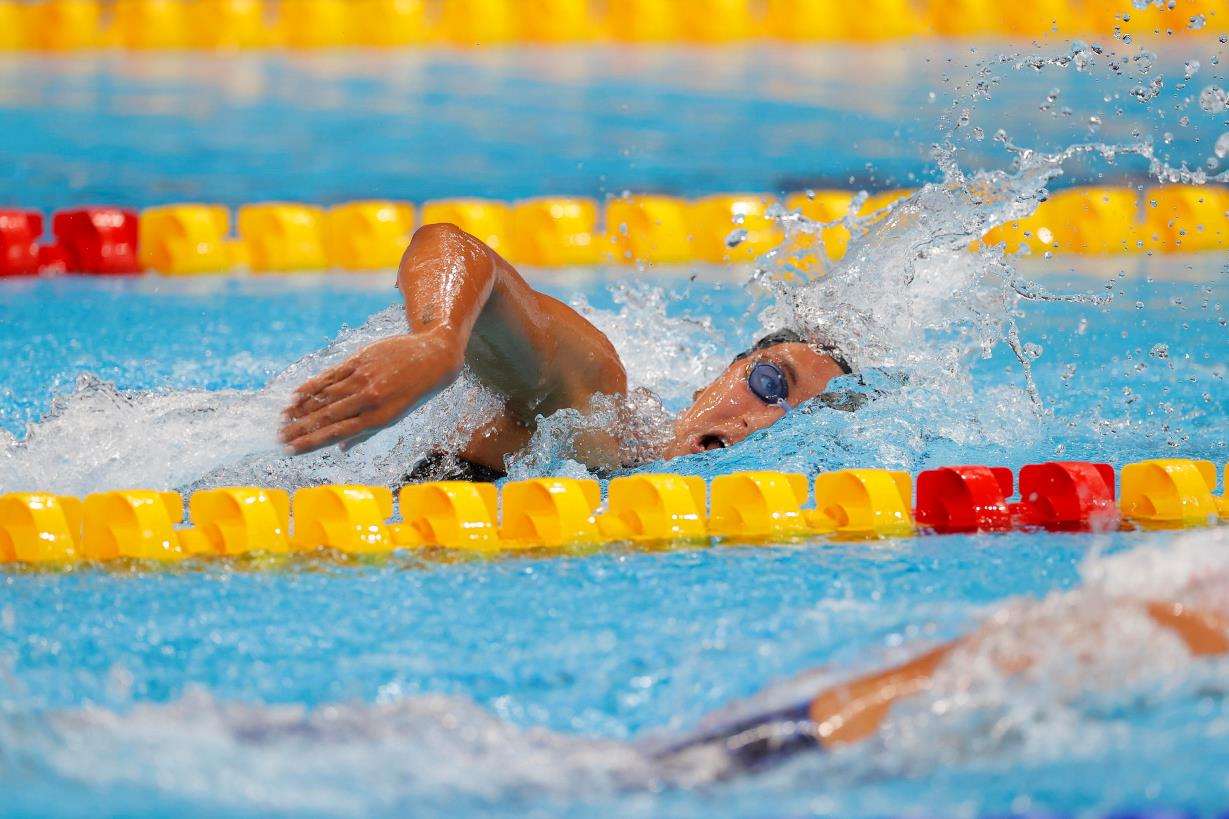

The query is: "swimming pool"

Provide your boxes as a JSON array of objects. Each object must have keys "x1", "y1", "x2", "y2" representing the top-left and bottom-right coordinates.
[{"x1": 3, "y1": 40, "x2": 1229, "y2": 818}]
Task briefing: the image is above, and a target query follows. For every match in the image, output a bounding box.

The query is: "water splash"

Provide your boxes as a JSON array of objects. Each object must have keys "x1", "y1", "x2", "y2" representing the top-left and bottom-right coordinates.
[
  {"x1": 0, "y1": 307, "x2": 505, "y2": 496},
  {"x1": 2, "y1": 40, "x2": 1226, "y2": 491}
]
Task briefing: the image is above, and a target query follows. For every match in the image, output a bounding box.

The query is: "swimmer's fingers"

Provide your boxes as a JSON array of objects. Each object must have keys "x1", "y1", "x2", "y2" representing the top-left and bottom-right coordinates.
[
  {"x1": 283, "y1": 411, "x2": 388, "y2": 455},
  {"x1": 279, "y1": 391, "x2": 371, "y2": 445},
  {"x1": 286, "y1": 362, "x2": 357, "y2": 412},
  {"x1": 282, "y1": 374, "x2": 364, "y2": 422}
]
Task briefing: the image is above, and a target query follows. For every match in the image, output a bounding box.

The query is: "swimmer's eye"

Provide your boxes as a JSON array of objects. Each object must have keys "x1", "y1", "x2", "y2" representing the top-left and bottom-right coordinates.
[{"x1": 747, "y1": 361, "x2": 789, "y2": 406}]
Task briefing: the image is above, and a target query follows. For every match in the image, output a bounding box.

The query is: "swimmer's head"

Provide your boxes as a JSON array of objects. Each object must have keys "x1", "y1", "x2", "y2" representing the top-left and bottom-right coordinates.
[{"x1": 664, "y1": 330, "x2": 853, "y2": 459}]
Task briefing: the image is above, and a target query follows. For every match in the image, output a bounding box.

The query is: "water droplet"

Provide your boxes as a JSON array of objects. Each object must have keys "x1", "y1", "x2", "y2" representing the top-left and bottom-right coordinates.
[
  {"x1": 1149, "y1": 343, "x2": 1169, "y2": 359},
  {"x1": 1215, "y1": 132, "x2": 1229, "y2": 159},
  {"x1": 1188, "y1": 13, "x2": 1206, "y2": 29},
  {"x1": 725, "y1": 228, "x2": 748, "y2": 248},
  {"x1": 1184, "y1": 60, "x2": 1200, "y2": 79},
  {"x1": 1199, "y1": 85, "x2": 1228, "y2": 113}
]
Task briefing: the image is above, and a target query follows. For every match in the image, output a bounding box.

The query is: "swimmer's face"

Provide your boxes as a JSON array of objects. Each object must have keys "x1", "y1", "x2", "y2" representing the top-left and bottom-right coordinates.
[{"x1": 664, "y1": 342, "x2": 847, "y2": 459}]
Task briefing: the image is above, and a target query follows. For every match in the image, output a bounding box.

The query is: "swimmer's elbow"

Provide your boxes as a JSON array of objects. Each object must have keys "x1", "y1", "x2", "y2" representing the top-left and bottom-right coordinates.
[
  {"x1": 411, "y1": 222, "x2": 494, "y2": 265},
  {"x1": 401, "y1": 222, "x2": 499, "y2": 295}
]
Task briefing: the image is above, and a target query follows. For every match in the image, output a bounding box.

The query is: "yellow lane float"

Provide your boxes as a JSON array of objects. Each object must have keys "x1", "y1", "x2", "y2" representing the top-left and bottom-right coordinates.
[
  {"x1": 325, "y1": 201, "x2": 416, "y2": 271},
  {"x1": 188, "y1": 0, "x2": 269, "y2": 48},
  {"x1": 290, "y1": 485, "x2": 403, "y2": 553},
  {"x1": 237, "y1": 203, "x2": 329, "y2": 273},
  {"x1": 511, "y1": 198, "x2": 602, "y2": 267},
  {"x1": 81, "y1": 491, "x2": 188, "y2": 561},
  {"x1": 1120, "y1": 459, "x2": 1223, "y2": 530},
  {"x1": 808, "y1": 469, "x2": 915, "y2": 539},
  {"x1": 500, "y1": 478, "x2": 603, "y2": 548},
  {"x1": 604, "y1": 195, "x2": 694, "y2": 264},
  {"x1": 0, "y1": 494, "x2": 82, "y2": 562},
  {"x1": 707, "y1": 471, "x2": 810, "y2": 540},
  {"x1": 189, "y1": 488, "x2": 292, "y2": 555},
  {"x1": 399, "y1": 481, "x2": 500, "y2": 551},
  {"x1": 139, "y1": 205, "x2": 232, "y2": 275},
  {"x1": 689, "y1": 195, "x2": 783, "y2": 263},
  {"x1": 597, "y1": 474, "x2": 708, "y2": 541}
]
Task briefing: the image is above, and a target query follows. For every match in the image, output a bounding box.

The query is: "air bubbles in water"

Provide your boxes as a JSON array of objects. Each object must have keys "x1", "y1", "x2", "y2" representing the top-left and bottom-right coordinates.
[{"x1": 1199, "y1": 86, "x2": 1228, "y2": 113}]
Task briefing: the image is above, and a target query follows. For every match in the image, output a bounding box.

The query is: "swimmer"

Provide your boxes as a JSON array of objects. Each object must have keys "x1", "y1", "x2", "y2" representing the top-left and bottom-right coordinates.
[
  {"x1": 279, "y1": 223, "x2": 851, "y2": 476},
  {"x1": 45, "y1": 541, "x2": 1229, "y2": 785},
  {"x1": 655, "y1": 586, "x2": 1229, "y2": 775}
]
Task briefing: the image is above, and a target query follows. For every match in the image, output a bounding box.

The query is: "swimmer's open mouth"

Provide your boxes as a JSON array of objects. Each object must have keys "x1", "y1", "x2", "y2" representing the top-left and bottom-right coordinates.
[{"x1": 699, "y1": 434, "x2": 727, "y2": 451}]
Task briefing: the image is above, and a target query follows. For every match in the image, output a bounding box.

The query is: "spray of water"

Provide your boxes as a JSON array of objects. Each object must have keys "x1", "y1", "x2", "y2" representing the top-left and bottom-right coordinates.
[{"x1": 0, "y1": 37, "x2": 1222, "y2": 493}]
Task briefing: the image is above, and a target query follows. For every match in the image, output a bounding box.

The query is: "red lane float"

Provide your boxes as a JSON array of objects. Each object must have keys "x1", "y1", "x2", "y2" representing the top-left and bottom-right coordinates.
[
  {"x1": 50, "y1": 207, "x2": 141, "y2": 274},
  {"x1": 914, "y1": 465, "x2": 1014, "y2": 533},
  {"x1": 0, "y1": 210, "x2": 43, "y2": 276},
  {"x1": 1013, "y1": 461, "x2": 1118, "y2": 531},
  {"x1": 916, "y1": 461, "x2": 1120, "y2": 533}
]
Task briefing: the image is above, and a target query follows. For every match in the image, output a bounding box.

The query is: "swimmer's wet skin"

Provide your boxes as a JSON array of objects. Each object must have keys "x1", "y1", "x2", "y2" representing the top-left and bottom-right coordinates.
[
  {"x1": 660, "y1": 599, "x2": 1229, "y2": 773},
  {"x1": 279, "y1": 224, "x2": 850, "y2": 469}
]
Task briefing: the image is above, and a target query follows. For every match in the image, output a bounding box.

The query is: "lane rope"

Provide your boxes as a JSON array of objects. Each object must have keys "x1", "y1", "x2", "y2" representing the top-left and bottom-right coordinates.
[
  {"x1": 0, "y1": 0, "x2": 1220, "y2": 51},
  {"x1": 2, "y1": 185, "x2": 1227, "y2": 276},
  {"x1": 1, "y1": 460, "x2": 1226, "y2": 564}
]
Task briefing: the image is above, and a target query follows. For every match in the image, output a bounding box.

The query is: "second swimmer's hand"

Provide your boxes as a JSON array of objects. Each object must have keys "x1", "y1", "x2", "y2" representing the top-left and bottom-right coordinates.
[{"x1": 279, "y1": 331, "x2": 464, "y2": 454}]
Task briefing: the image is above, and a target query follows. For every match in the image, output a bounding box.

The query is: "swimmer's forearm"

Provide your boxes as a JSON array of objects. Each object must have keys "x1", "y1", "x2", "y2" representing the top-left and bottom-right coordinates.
[
  {"x1": 806, "y1": 601, "x2": 1229, "y2": 749},
  {"x1": 807, "y1": 641, "x2": 958, "y2": 747}
]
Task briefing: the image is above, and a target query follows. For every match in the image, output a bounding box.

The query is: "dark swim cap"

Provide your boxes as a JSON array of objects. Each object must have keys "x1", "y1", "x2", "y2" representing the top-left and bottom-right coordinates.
[{"x1": 733, "y1": 329, "x2": 854, "y2": 375}]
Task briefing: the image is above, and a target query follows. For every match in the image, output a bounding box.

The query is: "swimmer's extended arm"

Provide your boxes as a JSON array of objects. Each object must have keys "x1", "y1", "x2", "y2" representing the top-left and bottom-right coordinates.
[
  {"x1": 807, "y1": 602, "x2": 1229, "y2": 748},
  {"x1": 280, "y1": 223, "x2": 627, "y2": 463}
]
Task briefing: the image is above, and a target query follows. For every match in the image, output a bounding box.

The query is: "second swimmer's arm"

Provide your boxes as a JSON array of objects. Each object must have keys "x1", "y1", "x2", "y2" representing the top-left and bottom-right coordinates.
[
  {"x1": 280, "y1": 224, "x2": 626, "y2": 459},
  {"x1": 807, "y1": 602, "x2": 1229, "y2": 748}
]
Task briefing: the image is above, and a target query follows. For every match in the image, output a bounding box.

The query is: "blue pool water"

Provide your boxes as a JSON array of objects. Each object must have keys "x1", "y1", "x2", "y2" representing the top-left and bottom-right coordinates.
[
  {"x1": 2, "y1": 259, "x2": 1227, "y2": 817},
  {"x1": 3, "y1": 40, "x2": 1229, "y2": 818},
  {"x1": 1, "y1": 43, "x2": 1226, "y2": 209}
]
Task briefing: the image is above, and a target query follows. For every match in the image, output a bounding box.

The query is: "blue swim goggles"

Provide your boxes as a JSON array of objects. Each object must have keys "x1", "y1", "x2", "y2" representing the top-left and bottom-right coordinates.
[{"x1": 747, "y1": 361, "x2": 790, "y2": 408}]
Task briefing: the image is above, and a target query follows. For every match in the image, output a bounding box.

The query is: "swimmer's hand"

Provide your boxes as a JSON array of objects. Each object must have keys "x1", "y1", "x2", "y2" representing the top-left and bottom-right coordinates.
[{"x1": 279, "y1": 330, "x2": 463, "y2": 454}]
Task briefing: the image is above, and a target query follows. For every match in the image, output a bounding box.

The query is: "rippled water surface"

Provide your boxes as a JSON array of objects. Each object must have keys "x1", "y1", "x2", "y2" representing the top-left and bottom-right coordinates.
[
  {"x1": 2, "y1": 259, "x2": 1227, "y2": 817},
  {"x1": 2, "y1": 38, "x2": 1229, "y2": 819},
  {"x1": 1, "y1": 42, "x2": 1226, "y2": 209}
]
